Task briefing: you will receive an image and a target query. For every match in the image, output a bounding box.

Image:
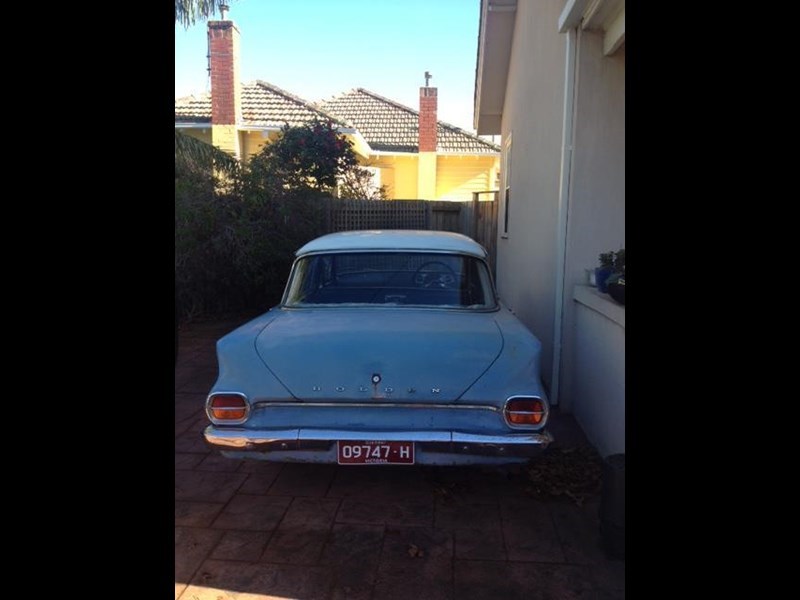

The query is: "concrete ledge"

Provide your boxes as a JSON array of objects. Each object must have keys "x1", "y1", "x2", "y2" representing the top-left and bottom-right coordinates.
[{"x1": 573, "y1": 285, "x2": 624, "y2": 328}]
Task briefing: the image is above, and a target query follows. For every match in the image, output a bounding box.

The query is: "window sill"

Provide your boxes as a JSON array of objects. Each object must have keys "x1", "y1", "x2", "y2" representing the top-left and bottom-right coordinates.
[{"x1": 573, "y1": 285, "x2": 625, "y2": 329}]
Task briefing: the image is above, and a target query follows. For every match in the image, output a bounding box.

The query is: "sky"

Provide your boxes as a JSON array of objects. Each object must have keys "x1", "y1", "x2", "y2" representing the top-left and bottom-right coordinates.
[{"x1": 175, "y1": 0, "x2": 483, "y2": 133}]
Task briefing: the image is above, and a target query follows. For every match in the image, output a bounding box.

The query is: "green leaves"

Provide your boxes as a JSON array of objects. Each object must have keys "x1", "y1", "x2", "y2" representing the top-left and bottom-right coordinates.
[
  {"x1": 175, "y1": 1, "x2": 236, "y2": 29},
  {"x1": 175, "y1": 130, "x2": 239, "y2": 177},
  {"x1": 243, "y1": 119, "x2": 357, "y2": 195}
]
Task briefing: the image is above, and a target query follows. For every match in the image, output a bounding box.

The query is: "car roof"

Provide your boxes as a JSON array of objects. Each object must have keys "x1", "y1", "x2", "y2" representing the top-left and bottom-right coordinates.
[{"x1": 296, "y1": 230, "x2": 488, "y2": 258}]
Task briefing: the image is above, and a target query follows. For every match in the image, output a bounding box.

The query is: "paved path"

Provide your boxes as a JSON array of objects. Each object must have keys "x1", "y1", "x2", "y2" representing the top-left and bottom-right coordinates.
[{"x1": 175, "y1": 317, "x2": 625, "y2": 599}]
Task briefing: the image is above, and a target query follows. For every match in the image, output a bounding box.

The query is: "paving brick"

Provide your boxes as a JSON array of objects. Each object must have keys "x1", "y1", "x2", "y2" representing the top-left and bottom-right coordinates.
[
  {"x1": 434, "y1": 497, "x2": 500, "y2": 531},
  {"x1": 327, "y1": 465, "x2": 436, "y2": 499},
  {"x1": 175, "y1": 452, "x2": 205, "y2": 471},
  {"x1": 176, "y1": 367, "x2": 218, "y2": 394},
  {"x1": 238, "y1": 471, "x2": 283, "y2": 494},
  {"x1": 175, "y1": 527, "x2": 223, "y2": 589},
  {"x1": 267, "y1": 463, "x2": 336, "y2": 497},
  {"x1": 175, "y1": 501, "x2": 225, "y2": 527},
  {"x1": 373, "y1": 528, "x2": 454, "y2": 600},
  {"x1": 282, "y1": 497, "x2": 342, "y2": 527},
  {"x1": 175, "y1": 470, "x2": 247, "y2": 503},
  {"x1": 500, "y1": 497, "x2": 566, "y2": 563},
  {"x1": 453, "y1": 527, "x2": 507, "y2": 561},
  {"x1": 175, "y1": 392, "x2": 205, "y2": 423},
  {"x1": 260, "y1": 526, "x2": 331, "y2": 565},
  {"x1": 212, "y1": 494, "x2": 292, "y2": 531},
  {"x1": 454, "y1": 560, "x2": 598, "y2": 600},
  {"x1": 260, "y1": 498, "x2": 341, "y2": 564},
  {"x1": 549, "y1": 497, "x2": 609, "y2": 565},
  {"x1": 320, "y1": 524, "x2": 384, "y2": 580},
  {"x1": 175, "y1": 428, "x2": 212, "y2": 454},
  {"x1": 181, "y1": 559, "x2": 335, "y2": 600},
  {"x1": 238, "y1": 460, "x2": 285, "y2": 474},
  {"x1": 210, "y1": 530, "x2": 270, "y2": 562},
  {"x1": 337, "y1": 496, "x2": 434, "y2": 527},
  {"x1": 195, "y1": 452, "x2": 243, "y2": 473}
]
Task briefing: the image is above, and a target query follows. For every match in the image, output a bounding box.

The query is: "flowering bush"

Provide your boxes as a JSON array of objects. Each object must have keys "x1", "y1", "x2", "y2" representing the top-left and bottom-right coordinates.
[{"x1": 244, "y1": 119, "x2": 358, "y2": 194}]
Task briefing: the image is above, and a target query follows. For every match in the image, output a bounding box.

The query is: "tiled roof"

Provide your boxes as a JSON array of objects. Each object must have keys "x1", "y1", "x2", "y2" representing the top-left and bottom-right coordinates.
[
  {"x1": 318, "y1": 88, "x2": 500, "y2": 154},
  {"x1": 175, "y1": 83, "x2": 499, "y2": 155},
  {"x1": 174, "y1": 81, "x2": 348, "y2": 128}
]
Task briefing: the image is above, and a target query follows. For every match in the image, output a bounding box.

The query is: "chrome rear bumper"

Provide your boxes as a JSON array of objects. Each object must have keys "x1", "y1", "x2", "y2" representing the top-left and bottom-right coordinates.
[{"x1": 204, "y1": 425, "x2": 553, "y2": 459}]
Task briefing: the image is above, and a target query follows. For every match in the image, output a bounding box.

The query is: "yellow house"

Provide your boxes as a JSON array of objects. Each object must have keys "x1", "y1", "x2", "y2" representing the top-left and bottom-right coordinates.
[
  {"x1": 319, "y1": 88, "x2": 500, "y2": 201},
  {"x1": 174, "y1": 16, "x2": 499, "y2": 201}
]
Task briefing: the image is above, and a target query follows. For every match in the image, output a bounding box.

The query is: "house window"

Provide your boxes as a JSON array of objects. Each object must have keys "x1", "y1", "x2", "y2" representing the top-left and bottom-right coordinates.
[{"x1": 501, "y1": 134, "x2": 512, "y2": 238}]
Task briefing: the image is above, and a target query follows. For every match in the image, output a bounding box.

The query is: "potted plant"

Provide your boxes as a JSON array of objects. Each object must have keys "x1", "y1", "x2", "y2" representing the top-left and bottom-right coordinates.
[
  {"x1": 595, "y1": 251, "x2": 616, "y2": 293},
  {"x1": 606, "y1": 249, "x2": 625, "y2": 305}
]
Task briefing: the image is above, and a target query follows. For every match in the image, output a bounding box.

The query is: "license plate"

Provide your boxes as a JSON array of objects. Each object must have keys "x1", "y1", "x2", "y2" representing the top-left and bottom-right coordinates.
[{"x1": 337, "y1": 441, "x2": 415, "y2": 465}]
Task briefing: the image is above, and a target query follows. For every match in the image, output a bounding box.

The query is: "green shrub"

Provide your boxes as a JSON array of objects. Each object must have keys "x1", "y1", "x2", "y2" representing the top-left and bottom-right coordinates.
[{"x1": 175, "y1": 119, "x2": 362, "y2": 322}]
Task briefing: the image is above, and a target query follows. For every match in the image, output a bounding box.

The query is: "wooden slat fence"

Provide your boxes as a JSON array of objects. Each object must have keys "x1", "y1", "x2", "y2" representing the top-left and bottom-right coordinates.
[{"x1": 324, "y1": 192, "x2": 499, "y2": 275}]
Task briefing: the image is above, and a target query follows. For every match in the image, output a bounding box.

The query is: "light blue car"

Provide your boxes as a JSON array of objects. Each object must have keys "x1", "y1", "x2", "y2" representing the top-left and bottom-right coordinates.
[{"x1": 204, "y1": 230, "x2": 552, "y2": 465}]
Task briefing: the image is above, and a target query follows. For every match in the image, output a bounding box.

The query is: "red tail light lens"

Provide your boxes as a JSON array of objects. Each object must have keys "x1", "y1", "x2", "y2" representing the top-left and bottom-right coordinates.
[
  {"x1": 505, "y1": 398, "x2": 545, "y2": 426},
  {"x1": 208, "y1": 394, "x2": 248, "y2": 421}
]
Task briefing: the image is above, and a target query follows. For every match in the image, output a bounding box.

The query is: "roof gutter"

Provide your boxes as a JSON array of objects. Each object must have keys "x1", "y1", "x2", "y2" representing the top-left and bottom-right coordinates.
[{"x1": 175, "y1": 122, "x2": 211, "y2": 129}]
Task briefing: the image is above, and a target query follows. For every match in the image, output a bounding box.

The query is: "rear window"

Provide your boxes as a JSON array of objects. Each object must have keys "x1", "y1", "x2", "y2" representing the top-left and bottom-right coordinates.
[{"x1": 283, "y1": 252, "x2": 496, "y2": 309}]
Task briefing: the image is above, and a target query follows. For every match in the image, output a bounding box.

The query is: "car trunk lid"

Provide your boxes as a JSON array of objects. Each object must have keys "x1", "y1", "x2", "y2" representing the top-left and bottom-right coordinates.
[{"x1": 255, "y1": 308, "x2": 502, "y2": 402}]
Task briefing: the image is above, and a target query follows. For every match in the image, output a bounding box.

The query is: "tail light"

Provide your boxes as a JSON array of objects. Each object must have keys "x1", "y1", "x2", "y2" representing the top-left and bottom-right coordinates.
[
  {"x1": 504, "y1": 397, "x2": 546, "y2": 427},
  {"x1": 208, "y1": 393, "x2": 249, "y2": 422}
]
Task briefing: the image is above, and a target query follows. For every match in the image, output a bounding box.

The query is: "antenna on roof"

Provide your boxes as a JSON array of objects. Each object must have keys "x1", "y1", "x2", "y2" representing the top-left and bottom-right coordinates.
[
  {"x1": 424, "y1": 71, "x2": 432, "y2": 87},
  {"x1": 220, "y1": 3, "x2": 230, "y2": 20}
]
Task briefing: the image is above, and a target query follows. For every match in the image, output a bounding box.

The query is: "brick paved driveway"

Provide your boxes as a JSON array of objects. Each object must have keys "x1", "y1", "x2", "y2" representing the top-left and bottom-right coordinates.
[{"x1": 175, "y1": 317, "x2": 625, "y2": 599}]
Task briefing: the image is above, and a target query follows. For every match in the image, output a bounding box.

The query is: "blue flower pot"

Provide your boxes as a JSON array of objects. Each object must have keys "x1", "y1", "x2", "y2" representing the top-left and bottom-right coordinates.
[
  {"x1": 595, "y1": 267, "x2": 615, "y2": 293},
  {"x1": 607, "y1": 282, "x2": 625, "y2": 305}
]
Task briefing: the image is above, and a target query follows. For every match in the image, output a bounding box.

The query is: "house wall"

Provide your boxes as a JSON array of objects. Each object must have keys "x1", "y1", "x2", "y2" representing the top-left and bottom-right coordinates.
[
  {"x1": 572, "y1": 286, "x2": 625, "y2": 456},
  {"x1": 366, "y1": 155, "x2": 419, "y2": 200},
  {"x1": 436, "y1": 155, "x2": 500, "y2": 201},
  {"x1": 211, "y1": 125, "x2": 240, "y2": 159},
  {"x1": 559, "y1": 29, "x2": 625, "y2": 436},
  {"x1": 495, "y1": 0, "x2": 566, "y2": 393},
  {"x1": 240, "y1": 130, "x2": 278, "y2": 160}
]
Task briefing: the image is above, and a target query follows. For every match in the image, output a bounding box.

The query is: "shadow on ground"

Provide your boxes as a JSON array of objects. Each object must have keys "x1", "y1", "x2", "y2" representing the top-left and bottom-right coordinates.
[{"x1": 175, "y1": 316, "x2": 625, "y2": 600}]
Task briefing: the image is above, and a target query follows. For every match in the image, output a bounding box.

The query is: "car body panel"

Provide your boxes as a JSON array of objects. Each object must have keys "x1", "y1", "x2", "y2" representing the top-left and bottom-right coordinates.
[{"x1": 254, "y1": 308, "x2": 503, "y2": 402}]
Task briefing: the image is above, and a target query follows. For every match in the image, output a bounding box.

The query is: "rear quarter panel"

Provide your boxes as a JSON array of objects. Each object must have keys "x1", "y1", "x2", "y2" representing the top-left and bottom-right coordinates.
[{"x1": 459, "y1": 304, "x2": 548, "y2": 405}]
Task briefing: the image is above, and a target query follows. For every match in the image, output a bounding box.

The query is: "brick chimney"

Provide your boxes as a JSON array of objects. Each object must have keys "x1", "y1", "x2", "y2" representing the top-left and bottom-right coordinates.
[
  {"x1": 419, "y1": 86, "x2": 438, "y2": 152},
  {"x1": 417, "y1": 76, "x2": 438, "y2": 199},
  {"x1": 207, "y1": 15, "x2": 241, "y2": 158}
]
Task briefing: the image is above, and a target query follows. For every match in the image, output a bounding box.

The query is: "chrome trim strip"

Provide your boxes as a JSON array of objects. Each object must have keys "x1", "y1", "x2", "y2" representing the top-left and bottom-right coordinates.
[
  {"x1": 204, "y1": 426, "x2": 553, "y2": 457},
  {"x1": 252, "y1": 401, "x2": 500, "y2": 412},
  {"x1": 205, "y1": 391, "x2": 251, "y2": 426}
]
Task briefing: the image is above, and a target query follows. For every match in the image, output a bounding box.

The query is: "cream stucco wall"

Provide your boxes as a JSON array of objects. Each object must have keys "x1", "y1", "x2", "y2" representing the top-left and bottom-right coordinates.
[
  {"x1": 489, "y1": 0, "x2": 625, "y2": 455},
  {"x1": 559, "y1": 31, "x2": 625, "y2": 416},
  {"x1": 572, "y1": 286, "x2": 625, "y2": 456},
  {"x1": 495, "y1": 0, "x2": 567, "y2": 392}
]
